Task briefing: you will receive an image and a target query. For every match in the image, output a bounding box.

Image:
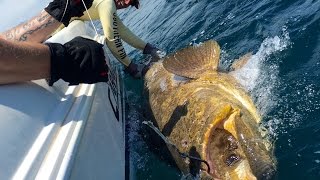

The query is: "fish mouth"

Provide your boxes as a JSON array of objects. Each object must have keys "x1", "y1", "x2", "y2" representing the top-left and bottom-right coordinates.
[
  {"x1": 203, "y1": 109, "x2": 245, "y2": 179},
  {"x1": 205, "y1": 128, "x2": 243, "y2": 178},
  {"x1": 203, "y1": 108, "x2": 276, "y2": 180}
]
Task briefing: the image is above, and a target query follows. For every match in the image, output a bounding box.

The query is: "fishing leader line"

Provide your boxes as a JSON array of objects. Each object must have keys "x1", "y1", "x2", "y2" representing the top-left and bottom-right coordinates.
[{"x1": 61, "y1": 0, "x2": 99, "y2": 36}]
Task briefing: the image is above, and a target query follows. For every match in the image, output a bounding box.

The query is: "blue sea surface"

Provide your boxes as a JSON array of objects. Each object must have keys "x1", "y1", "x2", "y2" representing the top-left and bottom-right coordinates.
[{"x1": 116, "y1": 0, "x2": 320, "y2": 179}]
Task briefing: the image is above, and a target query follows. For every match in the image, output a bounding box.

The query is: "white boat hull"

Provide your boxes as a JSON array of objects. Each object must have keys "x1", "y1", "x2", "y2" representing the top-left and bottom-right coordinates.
[{"x1": 0, "y1": 20, "x2": 126, "y2": 180}]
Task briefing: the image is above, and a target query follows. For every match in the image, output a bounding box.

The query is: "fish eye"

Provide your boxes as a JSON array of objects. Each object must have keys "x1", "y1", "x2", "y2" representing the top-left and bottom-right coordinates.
[{"x1": 225, "y1": 153, "x2": 240, "y2": 166}]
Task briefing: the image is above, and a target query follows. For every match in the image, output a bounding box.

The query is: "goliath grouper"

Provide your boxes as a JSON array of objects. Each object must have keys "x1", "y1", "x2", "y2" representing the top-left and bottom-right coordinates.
[{"x1": 144, "y1": 40, "x2": 276, "y2": 180}]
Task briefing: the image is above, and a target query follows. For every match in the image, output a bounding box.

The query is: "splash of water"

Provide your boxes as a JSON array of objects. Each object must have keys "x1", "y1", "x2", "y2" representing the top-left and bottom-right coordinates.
[
  {"x1": 125, "y1": 90, "x2": 150, "y2": 172},
  {"x1": 231, "y1": 33, "x2": 289, "y2": 91},
  {"x1": 228, "y1": 29, "x2": 293, "y2": 141},
  {"x1": 231, "y1": 29, "x2": 291, "y2": 116}
]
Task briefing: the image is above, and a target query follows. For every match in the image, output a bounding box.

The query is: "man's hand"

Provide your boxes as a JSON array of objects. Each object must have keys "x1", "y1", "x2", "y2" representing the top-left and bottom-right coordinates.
[
  {"x1": 45, "y1": 0, "x2": 93, "y2": 26},
  {"x1": 46, "y1": 36, "x2": 109, "y2": 86},
  {"x1": 124, "y1": 62, "x2": 149, "y2": 79},
  {"x1": 143, "y1": 43, "x2": 166, "y2": 60}
]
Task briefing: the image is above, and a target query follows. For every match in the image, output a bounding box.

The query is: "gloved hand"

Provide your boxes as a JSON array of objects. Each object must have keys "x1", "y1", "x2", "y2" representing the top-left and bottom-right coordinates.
[
  {"x1": 143, "y1": 43, "x2": 166, "y2": 60},
  {"x1": 124, "y1": 62, "x2": 149, "y2": 79},
  {"x1": 45, "y1": 0, "x2": 93, "y2": 26},
  {"x1": 46, "y1": 36, "x2": 109, "y2": 86}
]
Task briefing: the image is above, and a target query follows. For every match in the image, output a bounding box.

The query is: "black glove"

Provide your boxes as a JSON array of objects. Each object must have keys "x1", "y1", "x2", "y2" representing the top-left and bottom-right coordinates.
[
  {"x1": 46, "y1": 36, "x2": 109, "y2": 86},
  {"x1": 124, "y1": 62, "x2": 149, "y2": 79},
  {"x1": 45, "y1": 0, "x2": 93, "y2": 26}
]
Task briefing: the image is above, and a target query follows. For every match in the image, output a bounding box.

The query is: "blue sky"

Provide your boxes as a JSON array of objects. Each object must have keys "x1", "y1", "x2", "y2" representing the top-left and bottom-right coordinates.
[{"x1": 0, "y1": 0, "x2": 51, "y2": 31}]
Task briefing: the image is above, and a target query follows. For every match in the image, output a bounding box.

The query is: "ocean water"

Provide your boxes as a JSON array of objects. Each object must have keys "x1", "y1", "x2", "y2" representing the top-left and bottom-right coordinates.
[
  {"x1": 117, "y1": 0, "x2": 320, "y2": 179},
  {"x1": 1, "y1": 0, "x2": 318, "y2": 179}
]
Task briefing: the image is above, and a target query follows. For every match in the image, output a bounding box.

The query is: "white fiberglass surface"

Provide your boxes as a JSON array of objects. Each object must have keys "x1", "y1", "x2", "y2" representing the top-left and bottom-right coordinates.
[
  {"x1": 0, "y1": 20, "x2": 89, "y2": 178},
  {"x1": 0, "y1": 81, "x2": 66, "y2": 178},
  {"x1": 70, "y1": 84, "x2": 125, "y2": 180}
]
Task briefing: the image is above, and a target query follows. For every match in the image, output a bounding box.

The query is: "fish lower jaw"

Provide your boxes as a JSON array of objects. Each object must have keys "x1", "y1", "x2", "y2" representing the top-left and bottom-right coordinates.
[
  {"x1": 228, "y1": 161, "x2": 257, "y2": 180},
  {"x1": 203, "y1": 152, "x2": 257, "y2": 180}
]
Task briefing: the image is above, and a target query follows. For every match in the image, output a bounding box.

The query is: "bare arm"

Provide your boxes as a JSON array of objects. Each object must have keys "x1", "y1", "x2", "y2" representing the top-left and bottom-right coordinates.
[
  {"x1": 0, "y1": 10, "x2": 61, "y2": 43},
  {"x1": 0, "y1": 37, "x2": 50, "y2": 84}
]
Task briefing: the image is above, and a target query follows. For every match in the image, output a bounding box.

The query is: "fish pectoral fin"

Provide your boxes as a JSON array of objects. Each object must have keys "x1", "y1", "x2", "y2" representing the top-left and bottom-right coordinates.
[
  {"x1": 163, "y1": 40, "x2": 221, "y2": 79},
  {"x1": 230, "y1": 52, "x2": 252, "y2": 71}
]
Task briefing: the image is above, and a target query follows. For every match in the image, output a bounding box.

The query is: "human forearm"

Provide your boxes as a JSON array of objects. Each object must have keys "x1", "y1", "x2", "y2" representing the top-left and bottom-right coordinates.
[
  {"x1": 105, "y1": 39, "x2": 131, "y2": 66},
  {"x1": 97, "y1": 3, "x2": 132, "y2": 66},
  {"x1": 0, "y1": 10, "x2": 61, "y2": 43},
  {"x1": 0, "y1": 38, "x2": 50, "y2": 84}
]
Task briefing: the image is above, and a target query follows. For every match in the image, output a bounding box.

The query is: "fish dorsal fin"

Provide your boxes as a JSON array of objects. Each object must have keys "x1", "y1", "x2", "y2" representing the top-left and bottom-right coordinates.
[{"x1": 163, "y1": 40, "x2": 220, "y2": 79}]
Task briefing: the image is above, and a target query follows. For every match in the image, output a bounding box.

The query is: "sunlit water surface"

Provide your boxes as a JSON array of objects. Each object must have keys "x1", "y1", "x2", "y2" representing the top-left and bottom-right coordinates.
[{"x1": 114, "y1": 0, "x2": 320, "y2": 179}]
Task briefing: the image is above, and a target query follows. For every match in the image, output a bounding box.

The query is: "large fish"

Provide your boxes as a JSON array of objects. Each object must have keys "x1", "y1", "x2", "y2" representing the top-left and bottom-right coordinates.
[{"x1": 144, "y1": 40, "x2": 276, "y2": 180}]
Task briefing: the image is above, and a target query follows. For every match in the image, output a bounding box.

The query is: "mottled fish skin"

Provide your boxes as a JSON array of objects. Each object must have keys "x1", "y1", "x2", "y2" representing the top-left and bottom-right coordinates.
[{"x1": 144, "y1": 41, "x2": 276, "y2": 180}]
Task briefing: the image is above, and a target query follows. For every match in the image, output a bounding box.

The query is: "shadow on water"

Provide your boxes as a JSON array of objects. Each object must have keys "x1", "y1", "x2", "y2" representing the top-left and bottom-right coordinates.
[
  {"x1": 139, "y1": 88, "x2": 181, "y2": 172},
  {"x1": 140, "y1": 92, "x2": 206, "y2": 179}
]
